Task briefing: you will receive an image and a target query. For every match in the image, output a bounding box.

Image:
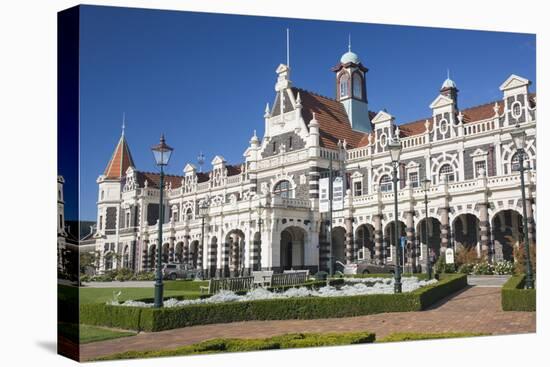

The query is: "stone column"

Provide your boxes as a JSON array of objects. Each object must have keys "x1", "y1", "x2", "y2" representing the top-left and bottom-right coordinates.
[
  {"x1": 440, "y1": 207, "x2": 450, "y2": 254},
  {"x1": 141, "y1": 240, "x2": 149, "y2": 272},
  {"x1": 183, "y1": 235, "x2": 190, "y2": 266},
  {"x1": 478, "y1": 202, "x2": 491, "y2": 261},
  {"x1": 373, "y1": 214, "x2": 383, "y2": 264},
  {"x1": 169, "y1": 236, "x2": 175, "y2": 263},
  {"x1": 230, "y1": 233, "x2": 239, "y2": 277},
  {"x1": 345, "y1": 217, "x2": 354, "y2": 264},
  {"x1": 318, "y1": 220, "x2": 330, "y2": 272},
  {"x1": 405, "y1": 210, "x2": 416, "y2": 272},
  {"x1": 197, "y1": 238, "x2": 204, "y2": 270}
]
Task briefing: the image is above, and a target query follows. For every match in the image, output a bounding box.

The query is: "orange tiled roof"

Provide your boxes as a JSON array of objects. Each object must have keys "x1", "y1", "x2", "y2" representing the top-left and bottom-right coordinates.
[{"x1": 104, "y1": 135, "x2": 135, "y2": 178}]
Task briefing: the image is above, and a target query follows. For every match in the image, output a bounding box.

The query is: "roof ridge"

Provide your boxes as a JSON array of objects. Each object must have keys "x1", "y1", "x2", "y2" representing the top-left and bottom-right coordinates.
[{"x1": 292, "y1": 87, "x2": 337, "y2": 102}]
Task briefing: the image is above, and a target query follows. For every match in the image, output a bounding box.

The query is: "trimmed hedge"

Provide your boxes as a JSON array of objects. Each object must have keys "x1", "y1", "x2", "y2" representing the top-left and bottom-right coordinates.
[
  {"x1": 501, "y1": 275, "x2": 536, "y2": 311},
  {"x1": 80, "y1": 274, "x2": 467, "y2": 332},
  {"x1": 378, "y1": 332, "x2": 488, "y2": 343},
  {"x1": 93, "y1": 331, "x2": 376, "y2": 360}
]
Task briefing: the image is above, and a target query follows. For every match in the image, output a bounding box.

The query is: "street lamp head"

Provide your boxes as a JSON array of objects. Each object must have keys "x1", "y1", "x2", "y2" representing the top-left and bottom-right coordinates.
[
  {"x1": 151, "y1": 134, "x2": 174, "y2": 167},
  {"x1": 510, "y1": 123, "x2": 527, "y2": 151},
  {"x1": 257, "y1": 201, "x2": 265, "y2": 215},
  {"x1": 421, "y1": 177, "x2": 431, "y2": 192},
  {"x1": 199, "y1": 201, "x2": 209, "y2": 217},
  {"x1": 388, "y1": 138, "x2": 402, "y2": 163}
]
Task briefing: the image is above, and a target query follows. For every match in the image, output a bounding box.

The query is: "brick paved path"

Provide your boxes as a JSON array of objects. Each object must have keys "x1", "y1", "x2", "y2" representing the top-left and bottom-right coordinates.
[{"x1": 80, "y1": 286, "x2": 535, "y2": 361}]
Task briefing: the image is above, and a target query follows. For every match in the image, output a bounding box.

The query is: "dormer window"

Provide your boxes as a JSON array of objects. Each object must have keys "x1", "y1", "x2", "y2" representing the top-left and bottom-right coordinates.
[
  {"x1": 353, "y1": 73, "x2": 362, "y2": 99},
  {"x1": 339, "y1": 73, "x2": 350, "y2": 98}
]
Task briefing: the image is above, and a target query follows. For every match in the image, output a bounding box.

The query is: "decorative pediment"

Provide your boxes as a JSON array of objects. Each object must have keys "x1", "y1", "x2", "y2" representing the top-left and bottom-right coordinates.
[
  {"x1": 429, "y1": 94, "x2": 453, "y2": 109},
  {"x1": 405, "y1": 161, "x2": 420, "y2": 169},
  {"x1": 211, "y1": 155, "x2": 226, "y2": 166},
  {"x1": 499, "y1": 74, "x2": 530, "y2": 91},
  {"x1": 469, "y1": 148, "x2": 488, "y2": 157},
  {"x1": 351, "y1": 171, "x2": 364, "y2": 179},
  {"x1": 371, "y1": 110, "x2": 394, "y2": 124},
  {"x1": 183, "y1": 163, "x2": 197, "y2": 175}
]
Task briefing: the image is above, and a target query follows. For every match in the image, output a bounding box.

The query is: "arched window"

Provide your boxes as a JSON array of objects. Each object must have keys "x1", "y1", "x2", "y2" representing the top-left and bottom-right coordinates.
[
  {"x1": 339, "y1": 73, "x2": 350, "y2": 98},
  {"x1": 123, "y1": 246, "x2": 130, "y2": 268},
  {"x1": 379, "y1": 175, "x2": 392, "y2": 192},
  {"x1": 101, "y1": 190, "x2": 105, "y2": 200},
  {"x1": 125, "y1": 212, "x2": 131, "y2": 227},
  {"x1": 352, "y1": 73, "x2": 362, "y2": 99},
  {"x1": 273, "y1": 180, "x2": 292, "y2": 198},
  {"x1": 511, "y1": 153, "x2": 521, "y2": 172},
  {"x1": 439, "y1": 164, "x2": 455, "y2": 182},
  {"x1": 58, "y1": 190, "x2": 62, "y2": 200},
  {"x1": 186, "y1": 208, "x2": 193, "y2": 220}
]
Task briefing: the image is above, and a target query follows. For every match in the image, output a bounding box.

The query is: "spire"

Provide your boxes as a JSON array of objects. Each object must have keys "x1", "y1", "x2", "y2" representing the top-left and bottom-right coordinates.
[
  {"x1": 348, "y1": 33, "x2": 351, "y2": 52},
  {"x1": 104, "y1": 131, "x2": 135, "y2": 178},
  {"x1": 264, "y1": 103, "x2": 271, "y2": 118},
  {"x1": 286, "y1": 28, "x2": 290, "y2": 68}
]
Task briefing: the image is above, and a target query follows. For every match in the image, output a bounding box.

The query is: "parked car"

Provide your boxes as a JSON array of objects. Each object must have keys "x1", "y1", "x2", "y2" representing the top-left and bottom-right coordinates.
[
  {"x1": 338, "y1": 248, "x2": 396, "y2": 275},
  {"x1": 161, "y1": 263, "x2": 201, "y2": 280}
]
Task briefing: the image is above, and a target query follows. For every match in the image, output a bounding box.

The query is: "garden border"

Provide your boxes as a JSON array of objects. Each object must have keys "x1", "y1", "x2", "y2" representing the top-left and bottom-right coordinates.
[
  {"x1": 80, "y1": 274, "x2": 467, "y2": 332},
  {"x1": 501, "y1": 274, "x2": 536, "y2": 311}
]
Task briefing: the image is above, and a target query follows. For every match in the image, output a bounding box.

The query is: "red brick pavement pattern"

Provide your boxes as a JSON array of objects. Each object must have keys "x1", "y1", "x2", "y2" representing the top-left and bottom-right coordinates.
[{"x1": 80, "y1": 286, "x2": 535, "y2": 361}]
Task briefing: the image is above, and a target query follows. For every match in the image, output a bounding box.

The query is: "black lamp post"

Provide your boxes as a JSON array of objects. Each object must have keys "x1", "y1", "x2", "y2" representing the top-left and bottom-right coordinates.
[
  {"x1": 510, "y1": 125, "x2": 534, "y2": 289},
  {"x1": 388, "y1": 138, "x2": 403, "y2": 293},
  {"x1": 151, "y1": 134, "x2": 173, "y2": 308},
  {"x1": 256, "y1": 202, "x2": 264, "y2": 272},
  {"x1": 421, "y1": 177, "x2": 432, "y2": 279},
  {"x1": 199, "y1": 201, "x2": 209, "y2": 276}
]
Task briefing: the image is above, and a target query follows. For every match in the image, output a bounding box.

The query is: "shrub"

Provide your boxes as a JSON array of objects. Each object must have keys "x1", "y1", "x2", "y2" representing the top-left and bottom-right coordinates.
[
  {"x1": 132, "y1": 271, "x2": 155, "y2": 281},
  {"x1": 513, "y1": 243, "x2": 536, "y2": 275},
  {"x1": 501, "y1": 275, "x2": 536, "y2": 311},
  {"x1": 80, "y1": 274, "x2": 467, "y2": 332},
  {"x1": 434, "y1": 256, "x2": 456, "y2": 274},
  {"x1": 455, "y1": 246, "x2": 481, "y2": 267},
  {"x1": 458, "y1": 263, "x2": 474, "y2": 274},
  {"x1": 93, "y1": 331, "x2": 376, "y2": 360},
  {"x1": 378, "y1": 332, "x2": 488, "y2": 342},
  {"x1": 494, "y1": 261, "x2": 515, "y2": 275},
  {"x1": 114, "y1": 268, "x2": 134, "y2": 282},
  {"x1": 472, "y1": 261, "x2": 494, "y2": 275}
]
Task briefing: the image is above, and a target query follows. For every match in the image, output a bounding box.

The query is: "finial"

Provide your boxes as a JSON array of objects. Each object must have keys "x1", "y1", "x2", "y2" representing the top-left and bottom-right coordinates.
[
  {"x1": 348, "y1": 33, "x2": 351, "y2": 52},
  {"x1": 253, "y1": 129, "x2": 257, "y2": 138},
  {"x1": 264, "y1": 102, "x2": 270, "y2": 118},
  {"x1": 121, "y1": 112, "x2": 126, "y2": 137},
  {"x1": 197, "y1": 151, "x2": 205, "y2": 173},
  {"x1": 447, "y1": 68, "x2": 450, "y2": 80},
  {"x1": 160, "y1": 133, "x2": 165, "y2": 143},
  {"x1": 296, "y1": 92, "x2": 302, "y2": 107}
]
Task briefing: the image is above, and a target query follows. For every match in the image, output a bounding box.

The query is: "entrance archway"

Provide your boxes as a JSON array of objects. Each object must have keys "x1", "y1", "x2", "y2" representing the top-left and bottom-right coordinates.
[
  {"x1": 384, "y1": 220, "x2": 406, "y2": 265},
  {"x1": 162, "y1": 243, "x2": 170, "y2": 263},
  {"x1": 189, "y1": 240, "x2": 200, "y2": 268},
  {"x1": 175, "y1": 241, "x2": 184, "y2": 263},
  {"x1": 149, "y1": 244, "x2": 157, "y2": 270},
  {"x1": 416, "y1": 217, "x2": 442, "y2": 260},
  {"x1": 355, "y1": 224, "x2": 375, "y2": 262},
  {"x1": 280, "y1": 226, "x2": 306, "y2": 271},
  {"x1": 492, "y1": 210, "x2": 523, "y2": 262},
  {"x1": 452, "y1": 214, "x2": 480, "y2": 255},
  {"x1": 225, "y1": 230, "x2": 245, "y2": 277},
  {"x1": 331, "y1": 226, "x2": 346, "y2": 270}
]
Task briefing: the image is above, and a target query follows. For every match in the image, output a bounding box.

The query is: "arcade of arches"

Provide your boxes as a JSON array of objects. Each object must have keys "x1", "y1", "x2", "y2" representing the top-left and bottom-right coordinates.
[{"x1": 126, "y1": 208, "x2": 534, "y2": 277}]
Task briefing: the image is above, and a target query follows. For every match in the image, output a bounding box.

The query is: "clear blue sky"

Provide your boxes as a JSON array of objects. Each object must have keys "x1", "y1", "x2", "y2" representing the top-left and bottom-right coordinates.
[{"x1": 76, "y1": 5, "x2": 535, "y2": 220}]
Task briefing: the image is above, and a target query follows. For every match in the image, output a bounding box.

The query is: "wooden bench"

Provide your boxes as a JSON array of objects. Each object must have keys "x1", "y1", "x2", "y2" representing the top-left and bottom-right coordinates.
[
  {"x1": 271, "y1": 270, "x2": 309, "y2": 287},
  {"x1": 200, "y1": 276, "x2": 254, "y2": 294},
  {"x1": 252, "y1": 270, "x2": 274, "y2": 287}
]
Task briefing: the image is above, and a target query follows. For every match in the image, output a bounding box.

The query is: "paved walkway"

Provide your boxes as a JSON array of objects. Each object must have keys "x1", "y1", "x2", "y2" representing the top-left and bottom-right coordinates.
[
  {"x1": 80, "y1": 285, "x2": 535, "y2": 361},
  {"x1": 467, "y1": 275, "x2": 511, "y2": 287}
]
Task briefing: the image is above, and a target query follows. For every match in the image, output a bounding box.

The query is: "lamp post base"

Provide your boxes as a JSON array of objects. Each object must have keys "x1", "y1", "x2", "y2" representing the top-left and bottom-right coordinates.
[
  {"x1": 394, "y1": 281, "x2": 402, "y2": 293},
  {"x1": 154, "y1": 281, "x2": 164, "y2": 308}
]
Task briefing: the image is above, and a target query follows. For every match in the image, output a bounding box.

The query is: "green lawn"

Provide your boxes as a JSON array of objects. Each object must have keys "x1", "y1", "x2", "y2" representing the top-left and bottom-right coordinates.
[
  {"x1": 58, "y1": 323, "x2": 136, "y2": 344},
  {"x1": 79, "y1": 280, "x2": 208, "y2": 304}
]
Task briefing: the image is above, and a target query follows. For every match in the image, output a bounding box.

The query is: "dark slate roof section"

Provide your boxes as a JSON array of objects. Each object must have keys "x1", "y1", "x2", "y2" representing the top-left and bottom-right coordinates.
[{"x1": 136, "y1": 171, "x2": 184, "y2": 189}]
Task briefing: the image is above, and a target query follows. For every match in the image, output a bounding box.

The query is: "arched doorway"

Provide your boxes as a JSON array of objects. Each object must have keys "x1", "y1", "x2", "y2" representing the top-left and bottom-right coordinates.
[
  {"x1": 331, "y1": 226, "x2": 346, "y2": 271},
  {"x1": 492, "y1": 210, "x2": 523, "y2": 262},
  {"x1": 452, "y1": 214, "x2": 480, "y2": 255},
  {"x1": 149, "y1": 244, "x2": 157, "y2": 270},
  {"x1": 189, "y1": 240, "x2": 200, "y2": 269},
  {"x1": 355, "y1": 224, "x2": 375, "y2": 262},
  {"x1": 175, "y1": 241, "x2": 184, "y2": 263},
  {"x1": 416, "y1": 217, "x2": 442, "y2": 261},
  {"x1": 225, "y1": 230, "x2": 245, "y2": 277},
  {"x1": 280, "y1": 226, "x2": 306, "y2": 271},
  {"x1": 162, "y1": 243, "x2": 170, "y2": 263},
  {"x1": 384, "y1": 220, "x2": 406, "y2": 265}
]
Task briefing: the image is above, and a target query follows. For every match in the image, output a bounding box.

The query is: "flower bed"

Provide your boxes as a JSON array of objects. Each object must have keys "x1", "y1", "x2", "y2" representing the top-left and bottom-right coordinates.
[
  {"x1": 116, "y1": 277, "x2": 437, "y2": 308},
  {"x1": 80, "y1": 274, "x2": 466, "y2": 332},
  {"x1": 501, "y1": 274, "x2": 536, "y2": 311}
]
